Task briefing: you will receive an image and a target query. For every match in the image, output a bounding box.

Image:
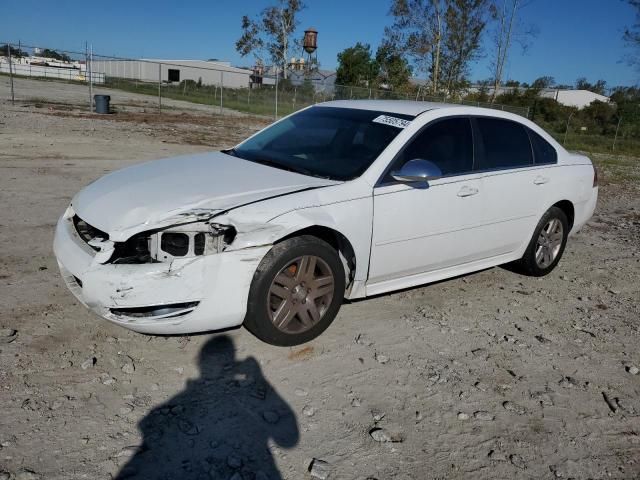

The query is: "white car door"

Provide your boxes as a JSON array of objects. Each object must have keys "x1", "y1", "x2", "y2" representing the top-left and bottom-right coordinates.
[
  {"x1": 472, "y1": 117, "x2": 552, "y2": 255},
  {"x1": 368, "y1": 117, "x2": 489, "y2": 286}
]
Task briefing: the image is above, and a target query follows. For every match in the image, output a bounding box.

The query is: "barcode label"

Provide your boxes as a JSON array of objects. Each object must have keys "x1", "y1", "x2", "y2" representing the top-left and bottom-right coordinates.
[{"x1": 372, "y1": 115, "x2": 411, "y2": 129}]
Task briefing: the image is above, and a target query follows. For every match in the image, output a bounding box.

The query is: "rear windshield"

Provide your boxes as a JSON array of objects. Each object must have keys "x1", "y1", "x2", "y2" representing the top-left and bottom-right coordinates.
[{"x1": 231, "y1": 106, "x2": 414, "y2": 180}]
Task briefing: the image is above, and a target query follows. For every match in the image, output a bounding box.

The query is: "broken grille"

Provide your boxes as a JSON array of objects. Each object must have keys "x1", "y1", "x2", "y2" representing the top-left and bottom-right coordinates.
[{"x1": 73, "y1": 215, "x2": 108, "y2": 251}]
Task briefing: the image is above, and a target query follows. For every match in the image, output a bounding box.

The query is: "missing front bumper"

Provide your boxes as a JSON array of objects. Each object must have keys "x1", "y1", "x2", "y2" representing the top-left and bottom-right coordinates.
[{"x1": 109, "y1": 302, "x2": 200, "y2": 320}]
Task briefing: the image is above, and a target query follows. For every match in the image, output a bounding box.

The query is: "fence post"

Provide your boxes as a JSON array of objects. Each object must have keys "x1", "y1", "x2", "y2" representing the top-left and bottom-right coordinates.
[
  {"x1": 85, "y1": 42, "x2": 90, "y2": 110},
  {"x1": 158, "y1": 63, "x2": 162, "y2": 112},
  {"x1": 220, "y1": 71, "x2": 224, "y2": 115},
  {"x1": 564, "y1": 112, "x2": 575, "y2": 146},
  {"x1": 274, "y1": 66, "x2": 279, "y2": 120},
  {"x1": 7, "y1": 43, "x2": 16, "y2": 105},
  {"x1": 612, "y1": 117, "x2": 622, "y2": 152},
  {"x1": 89, "y1": 44, "x2": 94, "y2": 112}
]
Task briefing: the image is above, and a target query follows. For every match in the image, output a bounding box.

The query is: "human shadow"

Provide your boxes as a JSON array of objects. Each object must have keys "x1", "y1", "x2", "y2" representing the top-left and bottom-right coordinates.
[{"x1": 116, "y1": 335, "x2": 299, "y2": 480}]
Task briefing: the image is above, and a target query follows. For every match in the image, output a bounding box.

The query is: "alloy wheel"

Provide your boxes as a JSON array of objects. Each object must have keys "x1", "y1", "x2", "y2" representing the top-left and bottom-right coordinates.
[
  {"x1": 535, "y1": 218, "x2": 564, "y2": 268},
  {"x1": 267, "y1": 255, "x2": 335, "y2": 334}
]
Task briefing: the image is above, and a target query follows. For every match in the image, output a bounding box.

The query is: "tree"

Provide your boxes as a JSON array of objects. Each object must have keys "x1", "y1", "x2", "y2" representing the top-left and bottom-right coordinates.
[
  {"x1": 489, "y1": 0, "x2": 537, "y2": 102},
  {"x1": 387, "y1": 0, "x2": 491, "y2": 95},
  {"x1": 531, "y1": 76, "x2": 554, "y2": 89},
  {"x1": 440, "y1": 0, "x2": 492, "y2": 95},
  {"x1": 335, "y1": 43, "x2": 378, "y2": 87},
  {"x1": 610, "y1": 86, "x2": 640, "y2": 131},
  {"x1": 387, "y1": 0, "x2": 445, "y2": 93},
  {"x1": 0, "y1": 44, "x2": 26, "y2": 58},
  {"x1": 235, "y1": 0, "x2": 305, "y2": 79},
  {"x1": 375, "y1": 42, "x2": 412, "y2": 89},
  {"x1": 40, "y1": 48, "x2": 72, "y2": 62},
  {"x1": 623, "y1": 0, "x2": 640, "y2": 67},
  {"x1": 575, "y1": 77, "x2": 607, "y2": 95}
]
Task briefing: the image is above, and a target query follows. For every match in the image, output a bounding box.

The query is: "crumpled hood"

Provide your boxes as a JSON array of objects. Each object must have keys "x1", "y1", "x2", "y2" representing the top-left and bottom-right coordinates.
[{"x1": 72, "y1": 151, "x2": 338, "y2": 239}]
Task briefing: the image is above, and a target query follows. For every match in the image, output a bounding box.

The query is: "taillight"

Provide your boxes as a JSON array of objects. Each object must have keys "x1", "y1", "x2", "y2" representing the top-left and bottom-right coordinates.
[{"x1": 593, "y1": 165, "x2": 598, "y2": 187}]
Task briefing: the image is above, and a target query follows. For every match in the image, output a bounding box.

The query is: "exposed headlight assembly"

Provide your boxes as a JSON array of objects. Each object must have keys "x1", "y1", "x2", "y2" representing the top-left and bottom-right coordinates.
[{"x1": 110, "y1": 223, "x2": 236, "y2": 264}]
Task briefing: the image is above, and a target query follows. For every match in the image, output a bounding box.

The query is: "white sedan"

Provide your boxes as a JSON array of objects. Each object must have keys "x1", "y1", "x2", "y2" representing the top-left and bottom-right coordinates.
[{"x1": 54, "y1": 100, "x2": 598, "y2": 346}]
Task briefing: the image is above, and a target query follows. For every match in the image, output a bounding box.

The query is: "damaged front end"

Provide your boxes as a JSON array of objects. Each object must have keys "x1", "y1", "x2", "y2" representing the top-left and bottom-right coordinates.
[
  {"x1": 108, "y1": 221, "x2": 237, "y2": 265},
  {"x1": 54, "y1": 206, "x2": 271, "y2": 334}
]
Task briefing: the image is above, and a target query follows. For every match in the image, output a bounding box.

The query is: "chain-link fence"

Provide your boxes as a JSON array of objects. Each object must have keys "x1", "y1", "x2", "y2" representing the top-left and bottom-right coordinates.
[
  {"x1": 6, "y1": 41, "x2": 637, "y2": 156},
  {"x1": 530, "y1": 108, "x2": 640, "y2": 156},
  {"x1": 1, "y1": 41, "x2": 531, "y2": 120},
  {"x1": 5, "y1": 42, "x2": 640, "y2": 156}
]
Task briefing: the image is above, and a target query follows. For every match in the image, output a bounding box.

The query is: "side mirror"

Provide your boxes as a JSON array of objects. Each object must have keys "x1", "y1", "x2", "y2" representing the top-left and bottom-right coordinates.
[{"x1": 391, "y1": 159, "x2": 443, "y2": 183}]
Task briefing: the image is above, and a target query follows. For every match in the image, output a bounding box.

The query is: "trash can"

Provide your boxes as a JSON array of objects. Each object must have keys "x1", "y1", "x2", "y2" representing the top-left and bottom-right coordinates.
[{"x1": 94, "y1": 94, "x2": 111, "y2": 114}]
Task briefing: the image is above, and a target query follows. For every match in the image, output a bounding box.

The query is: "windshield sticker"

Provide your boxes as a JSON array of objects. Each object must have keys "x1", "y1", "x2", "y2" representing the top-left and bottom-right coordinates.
[{"x1": 372, "y1": 115, "x2": 411, "y2": 129}]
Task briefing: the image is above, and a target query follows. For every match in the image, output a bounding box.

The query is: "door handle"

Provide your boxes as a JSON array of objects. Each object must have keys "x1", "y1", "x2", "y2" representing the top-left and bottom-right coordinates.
[
  {"x1": 457, "y1": 186, "x2": 479, "y2": 197},
  {"x1": 534, "y1": 176, "x2": 550, "y2": 185}
]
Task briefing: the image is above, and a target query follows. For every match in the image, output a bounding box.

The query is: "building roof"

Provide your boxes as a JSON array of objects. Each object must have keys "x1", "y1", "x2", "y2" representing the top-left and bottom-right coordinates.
[{"x1": 139, "y1": 59, "x2": 252, "y2": 75}]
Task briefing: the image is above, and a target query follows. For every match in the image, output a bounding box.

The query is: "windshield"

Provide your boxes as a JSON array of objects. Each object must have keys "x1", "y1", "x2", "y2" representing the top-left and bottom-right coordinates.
[{"x1": 231, "y1": 106, "x2": 414, "y2": 181}]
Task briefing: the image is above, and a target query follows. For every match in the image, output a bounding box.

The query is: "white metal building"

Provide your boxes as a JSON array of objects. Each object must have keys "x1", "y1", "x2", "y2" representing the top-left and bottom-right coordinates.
[
  {"x1": 89, "y1": 59, "x2": 253, "y2": 88},
  {"x1": 461, "y1": 84, "x2": 611, "y2": 109},
  {"x1": 538, "y1": 89, "x2": 610, "y2": 109}
]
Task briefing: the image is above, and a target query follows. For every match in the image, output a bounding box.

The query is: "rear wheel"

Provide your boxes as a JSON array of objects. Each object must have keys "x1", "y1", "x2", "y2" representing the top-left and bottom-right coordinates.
[
  {"x1": 244, "y1": 235, "x2": 345, "y2": 346},
  {"x1": 517, "y1": 206, "x2": 569, "y2": 276}
]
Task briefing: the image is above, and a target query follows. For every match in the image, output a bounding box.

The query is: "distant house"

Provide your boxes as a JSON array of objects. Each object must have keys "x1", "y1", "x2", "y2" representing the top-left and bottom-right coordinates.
[
  {"x1": 538, "y1": 89, "x2": 610, "y2": 109},
  {"x1": 464, "y1": 84, "x2": 611, "y2": 109}
]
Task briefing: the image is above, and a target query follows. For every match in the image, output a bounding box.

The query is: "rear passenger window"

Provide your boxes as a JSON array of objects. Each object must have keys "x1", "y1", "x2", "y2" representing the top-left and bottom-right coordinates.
[
  {"x1": 475, "y1": 118, "x2": 533, "y2": 170},
  {"x1": 395, "y1": 118, "x2": 474, "y2": 176},
  {"x1": 528, "y1": 129, "x2": 558, "y2": 164}
]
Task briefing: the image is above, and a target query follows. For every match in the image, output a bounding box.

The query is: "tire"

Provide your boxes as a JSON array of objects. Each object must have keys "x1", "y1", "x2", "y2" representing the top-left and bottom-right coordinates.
[
  {"x1": 244, "y1": 235, "x2": 346, "y2": 346},
  {"x1": 516, "y1": 206, "x2": 569, "y2": 277}
]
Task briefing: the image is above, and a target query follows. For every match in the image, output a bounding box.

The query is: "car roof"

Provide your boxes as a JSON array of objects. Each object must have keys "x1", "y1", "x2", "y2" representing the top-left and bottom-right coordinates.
[
  {"x1": 317, "y1": 99, "x2": 461, "y2": 116},
  {"x1": 314, "y1": 99, "x2": 563, "y2": 151}
]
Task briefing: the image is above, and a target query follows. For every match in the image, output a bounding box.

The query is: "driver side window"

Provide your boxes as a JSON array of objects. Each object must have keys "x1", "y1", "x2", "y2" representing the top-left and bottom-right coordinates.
[{"x1": 391, "y1": 117, "x2": 474, "y2": 179}]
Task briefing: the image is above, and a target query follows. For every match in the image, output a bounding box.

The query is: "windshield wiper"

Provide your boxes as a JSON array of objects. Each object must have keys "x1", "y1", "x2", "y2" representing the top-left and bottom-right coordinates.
[
  {"x1": 221, "y1": 148, "x2": 238, "y2": 157},
  {"x1": 249, "y1": 158, "x2": 332, "y2": 180}
]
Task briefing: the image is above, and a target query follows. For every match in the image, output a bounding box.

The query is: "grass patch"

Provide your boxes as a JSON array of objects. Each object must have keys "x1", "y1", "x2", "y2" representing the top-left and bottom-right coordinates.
[
  {"x1": 590, "y1": 153, "x2": 640, "y2": 185},
  {"x1": 103, "y1": 78, "x2": 319, "y2": 117}
]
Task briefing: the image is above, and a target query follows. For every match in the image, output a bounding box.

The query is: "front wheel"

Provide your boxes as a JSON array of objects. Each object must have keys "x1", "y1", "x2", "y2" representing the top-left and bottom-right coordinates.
[
  {"x1": 516, "y1": 206, "x2": 569, "y2": 277},
  {"x1": 244, "y1": 235, "x2": 345, "y2": 346}
]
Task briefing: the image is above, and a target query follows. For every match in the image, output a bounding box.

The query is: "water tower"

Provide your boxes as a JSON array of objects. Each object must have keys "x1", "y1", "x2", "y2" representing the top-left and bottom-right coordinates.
[{"x1": 301, "y1": 27, "x2": 318, "y2": 72}]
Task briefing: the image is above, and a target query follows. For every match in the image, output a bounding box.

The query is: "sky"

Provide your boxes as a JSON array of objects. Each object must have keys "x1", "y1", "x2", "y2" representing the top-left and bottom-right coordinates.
[{"x1": 2, "y1": 0, "x2": 638, "y2": 87}]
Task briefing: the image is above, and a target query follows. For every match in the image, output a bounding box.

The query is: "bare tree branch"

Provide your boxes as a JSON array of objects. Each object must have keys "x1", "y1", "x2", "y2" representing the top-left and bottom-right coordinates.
[{"x1": 235, "y1": 0, "x2": 305, "y2": 78}]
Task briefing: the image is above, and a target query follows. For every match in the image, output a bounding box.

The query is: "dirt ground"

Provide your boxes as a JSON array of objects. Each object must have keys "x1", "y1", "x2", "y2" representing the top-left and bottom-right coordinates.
[{"x1": 1, "y1": 80, "x2": 639, "y2": 480}]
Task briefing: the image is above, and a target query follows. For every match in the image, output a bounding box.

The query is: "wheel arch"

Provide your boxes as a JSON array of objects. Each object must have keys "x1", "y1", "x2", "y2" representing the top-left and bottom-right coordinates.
[
  {"x1": 551, "y1": 200, "x2": 575, "y2": 231},
  {"x1": 516, "y1": 199, "x2": 576, "y2": 259},
  {"x1": 278, "y1": 225, "x2": 357, "y2": 289}
]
